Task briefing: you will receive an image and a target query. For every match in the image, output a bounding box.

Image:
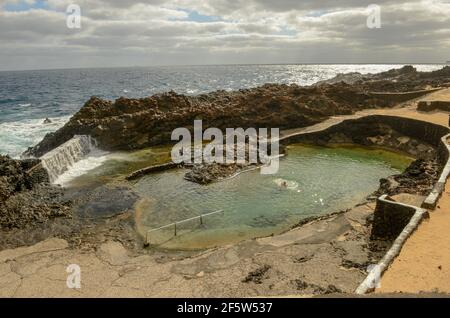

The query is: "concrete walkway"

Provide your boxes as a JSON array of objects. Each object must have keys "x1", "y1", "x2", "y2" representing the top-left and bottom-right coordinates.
[
  {"x1": 281, "y1": 92, "x2": 449, "y2": 141},
  {"x1": 376, "y1": 88, "x2": 450, "y2": 294}
]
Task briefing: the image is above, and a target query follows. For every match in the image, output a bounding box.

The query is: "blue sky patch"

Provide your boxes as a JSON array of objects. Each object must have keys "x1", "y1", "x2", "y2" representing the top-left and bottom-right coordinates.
[
  {"x1": 175, "y1": 9, "x2": 222, "y2": 23},
  {"x1": 4, "y1": 0, "x2": 49, "y2": 12},
  {"x1": 306, "y1": 10, "x2": 329, "y2": 17},
  {"x1": 275, "y1": 26, "x2": 297, "y2": 36}
]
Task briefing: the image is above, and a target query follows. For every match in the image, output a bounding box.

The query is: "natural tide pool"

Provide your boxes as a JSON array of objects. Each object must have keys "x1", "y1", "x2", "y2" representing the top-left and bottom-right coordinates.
[{"x1": 132, "y1": 144, "x2": 414, "y2": 250}]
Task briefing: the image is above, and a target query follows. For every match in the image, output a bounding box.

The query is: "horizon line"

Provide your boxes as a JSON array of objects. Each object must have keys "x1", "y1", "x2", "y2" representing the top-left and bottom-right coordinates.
[{"x1": 0, "y1": 62, "x2": 448, "y2": 73}]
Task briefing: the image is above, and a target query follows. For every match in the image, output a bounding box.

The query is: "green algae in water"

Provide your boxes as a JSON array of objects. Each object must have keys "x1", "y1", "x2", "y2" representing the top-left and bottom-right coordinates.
[
  {"x1": 134, "y1": 144, "x2": 414, "y2": 250},
  {"x1": 64, "y1": 145, "x2": 173, "y2": 188}
]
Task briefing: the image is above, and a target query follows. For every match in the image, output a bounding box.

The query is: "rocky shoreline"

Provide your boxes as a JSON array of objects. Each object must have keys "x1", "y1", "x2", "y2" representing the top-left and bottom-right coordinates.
[
  {"x1": 0, "y1": 155, "x2": 71, "y2": 230},
  {"x1": 1, "y1": 66, "x2": 450, "y2": 296},
  {"x1": 24, "y1": 66, "x2": 450, "y2": 158},
  {"x1": 3, "y1": 66, "x2": 450, "y2": 246}
]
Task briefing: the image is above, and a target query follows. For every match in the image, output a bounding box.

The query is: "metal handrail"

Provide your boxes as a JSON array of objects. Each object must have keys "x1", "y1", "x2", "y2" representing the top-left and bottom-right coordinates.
[{"x1": 145, "y1": 209, "x2": 224, "y2": 246}]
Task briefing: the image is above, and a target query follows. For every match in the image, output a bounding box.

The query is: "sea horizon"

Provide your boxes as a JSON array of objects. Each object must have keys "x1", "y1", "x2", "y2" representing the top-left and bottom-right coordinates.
[{"x1": 0, "y1": 62, "x2": 448, "y2": 73}]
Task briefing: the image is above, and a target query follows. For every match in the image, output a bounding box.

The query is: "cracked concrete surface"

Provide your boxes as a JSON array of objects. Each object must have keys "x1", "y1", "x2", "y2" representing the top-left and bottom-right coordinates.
[{"x1": 0, "y1": 205, "x2": 376, "y2": 297}]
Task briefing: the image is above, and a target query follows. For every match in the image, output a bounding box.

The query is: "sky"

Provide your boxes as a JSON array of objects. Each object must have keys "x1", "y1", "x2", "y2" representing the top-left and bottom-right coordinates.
[{"x1": 0, "y1": 0, "x2": 449, "y2": 71}]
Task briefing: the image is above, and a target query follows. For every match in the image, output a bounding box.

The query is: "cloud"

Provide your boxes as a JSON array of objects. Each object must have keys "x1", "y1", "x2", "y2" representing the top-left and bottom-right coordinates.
[{"x1": 0, "y1": 0, "x2": 449, "y2": 70}]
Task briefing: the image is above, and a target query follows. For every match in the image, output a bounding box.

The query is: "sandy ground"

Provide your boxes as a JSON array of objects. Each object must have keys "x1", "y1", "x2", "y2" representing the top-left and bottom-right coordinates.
[{"x1": 377, "y1": 182, "x2": 450, "y2": 293}]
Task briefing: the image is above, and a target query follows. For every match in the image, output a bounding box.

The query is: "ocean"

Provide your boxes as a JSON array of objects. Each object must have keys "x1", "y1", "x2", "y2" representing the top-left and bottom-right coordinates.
[{"x1": 0, "y1": 64, "x2": 444, "y2": 158}]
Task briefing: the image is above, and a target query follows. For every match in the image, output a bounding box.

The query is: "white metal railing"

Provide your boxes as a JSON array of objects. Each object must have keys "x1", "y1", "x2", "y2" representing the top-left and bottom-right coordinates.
[{"x1": 144, "y1": 209, "x2": 224, "y2": 246}]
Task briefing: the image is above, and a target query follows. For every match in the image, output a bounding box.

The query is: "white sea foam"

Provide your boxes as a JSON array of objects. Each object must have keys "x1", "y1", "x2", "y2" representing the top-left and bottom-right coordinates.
[
  {"x1": 186, "y1": 89, "x2": 199, "y2": 94},
  {"x1": 273, "y1": 178, "x2": 299, "y2": 190},
  {"x1": 51, "y1": 150, "x2": 138, "y2": 186},
  {"x1": 0, "y1": 116, "x2": 70, "y2": 158},
  {"x1": 52, "y1": 149, "x2": 111, "y2": 186},
  {"x1": 40, "y1": 135, "x2": 99, "y2": 182}
]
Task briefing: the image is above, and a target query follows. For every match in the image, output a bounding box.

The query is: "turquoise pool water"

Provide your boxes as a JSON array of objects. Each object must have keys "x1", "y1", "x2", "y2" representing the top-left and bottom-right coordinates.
[{"x1": 133, "y1": 144, "x2": 413, "y2": 250}]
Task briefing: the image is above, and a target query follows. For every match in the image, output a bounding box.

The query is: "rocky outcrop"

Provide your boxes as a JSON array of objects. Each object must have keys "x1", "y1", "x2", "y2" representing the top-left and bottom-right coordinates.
[
  {"x1": 374, "y1": 159, "x2": 440, "y2": 197},
  {"x1": 182, "y1": 141, "x2": 285, "y2": 184},
  {"x1": 24, "y1": 66, "x2": 450, "y2": 159},
  {"x1": 0, "y1": 155, "x2": 71, "y2": 230},
  {"x1": 24, "y1": 83, "x2": 403, "y2": 158},
  {"x1": 184, "y1": 163, "x2": 257, "y2": 184}
]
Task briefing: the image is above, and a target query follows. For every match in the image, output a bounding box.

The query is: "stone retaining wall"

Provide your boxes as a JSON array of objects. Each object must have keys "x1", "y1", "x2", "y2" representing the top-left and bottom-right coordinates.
[
  {"x1": 284, "y1": 115, "x2": 449, "y2": 149},
  {"x1": 357, "y1": 132, "x2": 449, "y2": 294},
  {"x1": 368, "y1": 88, "x2": 442, "y2": 104},
  {"x1": 418, "y1": 101, "x2": 450, "y2": 112},
  {"x1": 126, "y1": 162, "x2": 179, "y2": 181},
  {"x1": 371, "y1": 195, "x2": 419, "y2": 240},
  {"x1": 422, "y1": 133, "x2": 450, "y2": 209},
  {"x1": 356, "y1": 195, "x2": 428, "y2": 294}
]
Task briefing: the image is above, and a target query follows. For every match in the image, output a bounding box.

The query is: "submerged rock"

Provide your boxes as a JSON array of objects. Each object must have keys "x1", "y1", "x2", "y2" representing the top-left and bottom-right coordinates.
[
  {"x1": 184, "y1": 163, "x2": 244, "y2": 184},
  {"x1": 71, "y1": 185, "x2": 139, "y2": 219}
]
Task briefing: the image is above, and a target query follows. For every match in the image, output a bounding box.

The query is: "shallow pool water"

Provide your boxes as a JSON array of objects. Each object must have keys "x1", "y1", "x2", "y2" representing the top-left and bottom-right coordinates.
[
  {"x1": 61, "y1": 145, "x2": 173, "y2": 188},
  {"x1": 133, "y1": 144, "x2": 413, "y2": 250}
]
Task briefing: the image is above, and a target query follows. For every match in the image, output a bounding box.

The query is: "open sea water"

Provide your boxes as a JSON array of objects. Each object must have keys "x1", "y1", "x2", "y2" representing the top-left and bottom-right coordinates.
[{"x1": 0, "y1": 64, "x2": 443, "y2": 158}]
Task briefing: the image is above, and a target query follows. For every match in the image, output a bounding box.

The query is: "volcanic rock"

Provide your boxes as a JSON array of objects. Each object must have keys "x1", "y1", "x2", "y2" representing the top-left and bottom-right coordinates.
[
  {"x1": 0, "y1": 155, "x2": 71, "y2": 230},
  {"x1": 24, "y1": 83, "x2": 398, "y2": 157}
]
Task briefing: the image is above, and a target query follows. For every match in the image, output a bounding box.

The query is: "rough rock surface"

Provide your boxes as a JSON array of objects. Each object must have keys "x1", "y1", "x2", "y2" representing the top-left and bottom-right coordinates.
[
  {"x1": 184, "y1": 163, "x2": 259, "y2": 184},
  {"x1": 183, "y1": 142, "x2": 283, "y2": 184},
  {"x1": 25, "y1": 66, "x2": 450, "y2": 159},
  {"x1": 375, "y1": 159, "x2": 440, "y2": 197},
  {"x1": 24, "y1": 83, "x2": 401, "y2": 157},
  {"x1": 0, "y1": 155, "x2": 71, "y2": 230}
]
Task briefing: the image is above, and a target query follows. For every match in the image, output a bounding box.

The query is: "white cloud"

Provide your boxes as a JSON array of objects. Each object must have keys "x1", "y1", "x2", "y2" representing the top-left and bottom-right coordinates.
[{"x1": 0, "y1": 0, "x2": 449, "y2": 70}]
